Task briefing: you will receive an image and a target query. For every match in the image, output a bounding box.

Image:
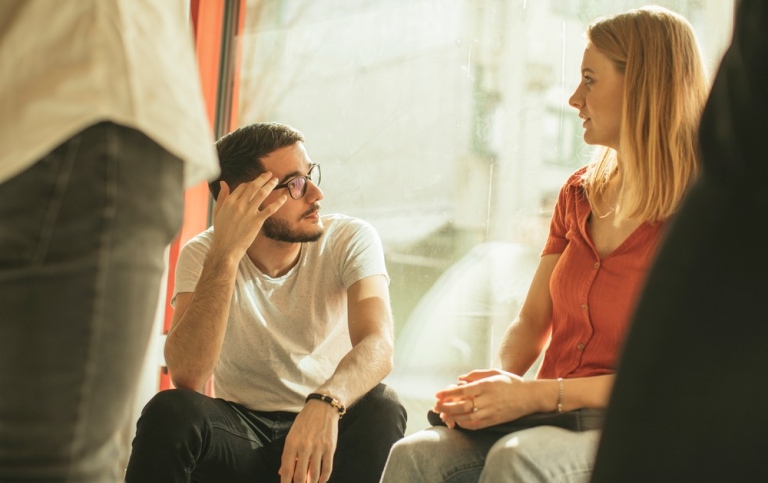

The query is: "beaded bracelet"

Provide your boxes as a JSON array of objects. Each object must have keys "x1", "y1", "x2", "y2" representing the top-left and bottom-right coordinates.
[
  {"x1": 556, "y1": 377, "x2": 564, "y2": 413},
  {"x1": 306, "y1": 393, "x2": 347, "y2": 418}
]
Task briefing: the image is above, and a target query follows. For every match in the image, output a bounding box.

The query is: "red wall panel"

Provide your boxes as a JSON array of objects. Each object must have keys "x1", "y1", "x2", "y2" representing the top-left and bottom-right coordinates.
[{"x1": 159, "y1": 0, "x2": 245, "y2": 395}]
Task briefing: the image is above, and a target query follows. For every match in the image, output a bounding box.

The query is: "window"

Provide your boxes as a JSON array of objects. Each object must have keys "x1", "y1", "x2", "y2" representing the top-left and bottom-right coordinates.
[{"x1": 237, "y1": 0, "x2": 733, "y2": 433}]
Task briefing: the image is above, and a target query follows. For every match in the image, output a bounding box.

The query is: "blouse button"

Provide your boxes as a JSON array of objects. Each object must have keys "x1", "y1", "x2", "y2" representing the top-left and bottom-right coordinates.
[
  {"x1": 581, "y1": 304, "x2": 588, "y2": 311},
  {"x1": 577, "y1": 343, "x2": 585, "y2": 351},
  {"x1": 594, "y1": 262, "x2": 600, "y2": 269}
]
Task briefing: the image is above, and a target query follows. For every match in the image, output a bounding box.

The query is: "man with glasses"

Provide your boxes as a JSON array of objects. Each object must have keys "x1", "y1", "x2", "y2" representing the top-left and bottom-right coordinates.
[{"x1": 125, "y1": 122, "x2": 406, "y2": 483}]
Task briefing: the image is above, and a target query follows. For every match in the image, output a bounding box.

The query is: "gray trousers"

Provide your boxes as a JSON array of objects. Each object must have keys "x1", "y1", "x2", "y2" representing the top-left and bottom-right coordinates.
[
  {"x1": 381, "y1": 425, "x2": 600, "y2": 483},
  {"x1": 0, "y1": 122, "x2": 184, "y2": 482}
]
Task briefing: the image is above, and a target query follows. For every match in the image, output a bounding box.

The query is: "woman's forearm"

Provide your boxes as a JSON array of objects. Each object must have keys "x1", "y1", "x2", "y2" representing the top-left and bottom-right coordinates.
[{"x1": 528, "y1": 374, "x2": 616, "y2": 412}]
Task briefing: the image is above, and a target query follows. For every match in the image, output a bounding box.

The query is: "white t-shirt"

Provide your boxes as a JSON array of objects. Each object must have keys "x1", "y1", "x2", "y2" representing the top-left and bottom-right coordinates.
[
  {"x1": 0, "y1": 0, "x2": 219, "y2": 187},
  {"x1": 173, "y1": 214, "x2": 389, "y2": 412}
]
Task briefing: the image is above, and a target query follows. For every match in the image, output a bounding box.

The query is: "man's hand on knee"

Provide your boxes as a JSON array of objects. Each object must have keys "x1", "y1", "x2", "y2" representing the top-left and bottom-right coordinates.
[{"x1": 279, "y1": 401, "x2": 340, "y2": 483}]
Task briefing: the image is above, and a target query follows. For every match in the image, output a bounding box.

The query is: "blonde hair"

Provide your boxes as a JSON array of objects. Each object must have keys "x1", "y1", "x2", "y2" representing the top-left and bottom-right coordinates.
[{"x1": 581, "y1": 6, "x2": 709, "y2": 223}]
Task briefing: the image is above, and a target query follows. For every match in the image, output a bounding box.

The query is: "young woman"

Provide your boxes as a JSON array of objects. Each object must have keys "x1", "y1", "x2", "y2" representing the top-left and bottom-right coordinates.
[{"x1": 381, "y1": 7, "x2": 709, "y2": 482}]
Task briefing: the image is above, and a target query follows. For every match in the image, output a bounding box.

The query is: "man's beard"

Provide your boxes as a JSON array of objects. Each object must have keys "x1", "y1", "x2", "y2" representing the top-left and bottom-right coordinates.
[{"x1": 262, "y1": 216, "x2": 324, "y2": 243}]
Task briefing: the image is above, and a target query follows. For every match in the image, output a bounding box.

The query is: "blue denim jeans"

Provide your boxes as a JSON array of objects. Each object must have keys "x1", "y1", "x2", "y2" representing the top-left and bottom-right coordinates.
[
  {"x1": 381, "y1": 425, "x2": 600, "y2": 483},
  {"x1": 0, "y1": 122, "x2": 184, "y2": 482},
  {"x1": 124, "y1": 384, "x2": 407, "y2": 483}
]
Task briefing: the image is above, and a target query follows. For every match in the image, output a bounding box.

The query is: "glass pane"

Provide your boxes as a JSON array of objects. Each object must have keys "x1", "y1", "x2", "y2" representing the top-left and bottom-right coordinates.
[{"x1": 238, "y1": 0, "x2": 733, "y2": 434}]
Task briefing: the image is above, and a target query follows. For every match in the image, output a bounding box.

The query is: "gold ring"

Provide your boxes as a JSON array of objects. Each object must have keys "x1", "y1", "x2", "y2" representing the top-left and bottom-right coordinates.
[{"x1": 471, "y1": 398, "x2": 478, "y2": 413}]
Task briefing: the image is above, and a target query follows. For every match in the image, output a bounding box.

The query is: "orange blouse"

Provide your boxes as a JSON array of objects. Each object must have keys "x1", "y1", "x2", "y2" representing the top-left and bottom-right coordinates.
[{"x1": 537, "y1": 167, "x2": 666, "y2": 379}]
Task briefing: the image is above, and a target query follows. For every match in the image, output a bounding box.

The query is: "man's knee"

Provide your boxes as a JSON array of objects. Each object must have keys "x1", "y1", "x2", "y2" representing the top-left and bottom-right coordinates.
[
  {"x1": 351, "y1": 384, "x2": 407, "y2": 436},
  {"x1": 134, "y1": 388, "x2": 207, "y2": 439}
]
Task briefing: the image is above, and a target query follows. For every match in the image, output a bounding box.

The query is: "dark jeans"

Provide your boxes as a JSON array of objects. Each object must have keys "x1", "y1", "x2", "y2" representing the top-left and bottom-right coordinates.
[
  {"x1": 125, "y1": 384, "x2": 407, "y2": 483},
  {"x1": 0, "y1": 122, "x2": 184, "y2": 482}
]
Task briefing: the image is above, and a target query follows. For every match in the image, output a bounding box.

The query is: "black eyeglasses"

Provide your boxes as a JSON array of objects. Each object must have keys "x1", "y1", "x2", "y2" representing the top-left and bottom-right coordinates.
[{"x1": 274, "y1": 164, "x2": 321, "y2": 200}]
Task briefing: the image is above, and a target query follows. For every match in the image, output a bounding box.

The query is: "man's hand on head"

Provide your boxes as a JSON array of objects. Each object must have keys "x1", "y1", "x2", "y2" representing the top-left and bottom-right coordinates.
[{"x1": 210, "y1": 173, "x2": 287, "y2": 259}]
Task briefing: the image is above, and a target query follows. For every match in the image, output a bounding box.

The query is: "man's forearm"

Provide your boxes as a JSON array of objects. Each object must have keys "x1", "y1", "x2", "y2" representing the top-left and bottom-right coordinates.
[
  {"x1": 315, "y1": 333, "x2": 393, "y2": 408},
  {"x1": 164, "y1": 250, "x2": 239, "y2": 391}
]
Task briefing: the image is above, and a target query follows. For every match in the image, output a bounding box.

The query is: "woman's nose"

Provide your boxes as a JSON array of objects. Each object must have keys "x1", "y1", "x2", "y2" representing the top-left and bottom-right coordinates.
[{"x1": 569, "y1": 84, "x2": 584, "y2": 110}]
